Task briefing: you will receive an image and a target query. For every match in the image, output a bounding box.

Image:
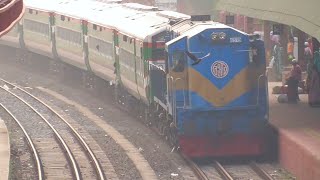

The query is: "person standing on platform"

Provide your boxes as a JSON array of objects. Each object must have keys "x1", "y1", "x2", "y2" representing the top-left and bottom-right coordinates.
[
  {"x1": 308, "y1": 64, "x2": 320, "y2": 107},
  {"x1": 273, "y1": 41, "x2": 282, "y2": 81},
  {"x1": 314, "y1": 50, "x2": 320, "y2": 75},
  {"x1": 306, "y1": 51, "x2": 315, "y2": 92},
  {"x1": 287, "y1": 37, "x2": 294, "y2": 63},
  {"x1": 304, "y1": 42, "x2": 313, "y2": 71},
  {"x1": 287, "y1": 59, "x2": 302, "y2": 103}
]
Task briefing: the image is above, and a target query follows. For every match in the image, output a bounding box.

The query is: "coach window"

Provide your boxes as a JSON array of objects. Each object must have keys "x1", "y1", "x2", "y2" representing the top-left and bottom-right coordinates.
[
  {"x1": 123, "y1": 35, "x2": 128, "y2": 42},
  {"x1": 93, "y1": 24, "x2": 97, "y2": 30},
  {"x1": 29, "y1": 9, "x2": 33, "y2": 14},
  {"x1": 61, "y1": 15, "x2": 65, "y2": 21}
]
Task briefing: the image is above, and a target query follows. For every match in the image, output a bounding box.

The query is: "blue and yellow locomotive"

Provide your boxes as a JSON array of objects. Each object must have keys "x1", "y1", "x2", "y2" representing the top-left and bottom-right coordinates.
[
  {"x1": 0, "y1": 0, "x2": 268, "y2": 157},
  {"x1": 151, "y1": 21, "x2": 268, "y2": 157},
  {"x1": 169, "y1": 23, "x2": 267, "y2": 157}
]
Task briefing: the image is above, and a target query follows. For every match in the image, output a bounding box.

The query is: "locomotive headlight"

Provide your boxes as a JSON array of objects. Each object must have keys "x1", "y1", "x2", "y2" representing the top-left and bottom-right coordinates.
[
  {"x1": 211, "y1": 33, "x2": 219, "y2": 41},
  {"x1": 219, "y1": 32, "x2": 227, "y2": 40}
]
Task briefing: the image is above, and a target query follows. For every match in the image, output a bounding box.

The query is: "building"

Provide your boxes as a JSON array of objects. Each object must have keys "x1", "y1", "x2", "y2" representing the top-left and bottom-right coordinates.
[
  {"x1": 155, "y1": 0, "x2": 176, "y2": 11},
  {"x1": 122, "y1": 0, "x2": 155, "y2": 6}
]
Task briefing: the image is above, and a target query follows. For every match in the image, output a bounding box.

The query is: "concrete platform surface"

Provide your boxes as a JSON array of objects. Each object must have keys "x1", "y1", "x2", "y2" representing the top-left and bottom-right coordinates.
[
  {"x1": 0, "y1": 118, "x2": 9, "y2": 180},
  {"x1": 269, "y1": 82, "x2": 320, "y2": 180}
]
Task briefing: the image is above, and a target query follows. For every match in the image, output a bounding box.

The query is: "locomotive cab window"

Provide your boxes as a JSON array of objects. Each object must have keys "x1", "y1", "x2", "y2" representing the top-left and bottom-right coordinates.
[
  {"x1": 250, "y1": 44, "x2": 260, "y2": 66},
  {"x1": 171, "y1": 51, "x2": 185, "y2": 72}
]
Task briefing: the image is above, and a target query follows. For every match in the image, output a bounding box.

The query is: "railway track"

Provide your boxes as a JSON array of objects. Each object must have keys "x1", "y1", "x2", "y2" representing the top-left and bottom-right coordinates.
[
  {"x1": 0, "y1": 104, "x2": 44, "y2": 180},
  {"x1": 0, "y1": 78, "x2": 105, "y2": 180},
  {"x1": 183, "y1": 155, "x2": 274, "y2": 180}
]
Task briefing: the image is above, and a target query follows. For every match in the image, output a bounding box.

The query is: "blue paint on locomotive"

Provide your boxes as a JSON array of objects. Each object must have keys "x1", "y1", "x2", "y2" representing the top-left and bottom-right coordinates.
[
  {"x1": 176, "y1": 89, "x2": 268, "y2": 135},
  {"x1": 180, "y1": 89, "x2": 267, "y2": 110},
  {"x1": 177, "y1": 109, "x2": 265, "y2": 135},
  {"x1": 188, "y1": 29, "x2": 250, "y2": 90}
]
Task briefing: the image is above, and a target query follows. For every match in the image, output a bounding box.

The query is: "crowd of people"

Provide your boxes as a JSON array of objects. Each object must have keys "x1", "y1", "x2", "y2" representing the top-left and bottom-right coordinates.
[
  {"x1": 269, "y1": 30, "x2": 320, "y2": 106},
  {"x1": 286, "y1": 41, "x2": 320, "y2": 106}
]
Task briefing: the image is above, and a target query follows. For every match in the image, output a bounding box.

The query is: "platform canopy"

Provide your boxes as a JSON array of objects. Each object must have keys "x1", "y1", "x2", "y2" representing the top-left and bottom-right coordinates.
[
  {"x1": 215, "y1": 0, "x2": 320, "y2": 41},
  {"x1": 178, "y1": 0, "x2": 320, "y2": 41}
]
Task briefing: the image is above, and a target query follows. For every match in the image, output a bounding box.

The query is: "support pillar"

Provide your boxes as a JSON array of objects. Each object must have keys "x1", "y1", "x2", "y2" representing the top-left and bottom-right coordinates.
[{"x1": 263, "y1": 21, "x2": 272, "y2": 64}]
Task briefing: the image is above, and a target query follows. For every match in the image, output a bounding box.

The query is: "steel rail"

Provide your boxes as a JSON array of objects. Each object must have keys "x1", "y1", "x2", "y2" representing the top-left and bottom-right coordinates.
[
  {"x1": 250, "y1": 162, "x2": 274, "y2": 180},
  {"x1": 0, "y1": 78, "x2": 105, "y2": 180},
  {"x1": 0, "y1": 103, "x2": 44, "y2": 180},
  {"x1": 181, "y1": 154, "x2": 209, "y2": 180},
  {"x1": 213, "y1": 161, "x2": 234, "y2": 180},
  {"x1": 0, "y1": 85, "x2": 82, "y2": 180}
]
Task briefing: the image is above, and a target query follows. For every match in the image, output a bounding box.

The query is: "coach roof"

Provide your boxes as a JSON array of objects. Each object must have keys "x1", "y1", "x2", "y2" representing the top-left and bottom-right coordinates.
[{"x1": 24, "y1": 0, "x2": 189, "y2": 39}]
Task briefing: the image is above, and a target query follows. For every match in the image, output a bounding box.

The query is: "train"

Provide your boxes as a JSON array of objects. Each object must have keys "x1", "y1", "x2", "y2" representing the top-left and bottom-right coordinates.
[{"x1": 0, "y1": 0, "x2": 269, "y2": 157}]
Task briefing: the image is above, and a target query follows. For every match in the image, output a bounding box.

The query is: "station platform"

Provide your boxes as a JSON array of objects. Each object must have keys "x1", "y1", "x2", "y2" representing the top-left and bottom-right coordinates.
[
  {"x1": 0, "y1": 118, "x2": 9, "y2": 180},
  {"x1": 269, "y1": 82, "x2": 320, "y2": 180}
]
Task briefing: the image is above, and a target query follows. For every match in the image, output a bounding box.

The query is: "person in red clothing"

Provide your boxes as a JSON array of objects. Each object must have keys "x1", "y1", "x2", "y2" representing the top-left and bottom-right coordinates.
[{"x1": 286, "y1": 59, "x2": 302, "y2": 103}]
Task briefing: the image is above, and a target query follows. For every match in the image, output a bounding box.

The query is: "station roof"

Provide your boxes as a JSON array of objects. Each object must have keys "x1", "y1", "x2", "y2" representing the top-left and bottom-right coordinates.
[
  {"x1": 215, "y1": 0, "x2": 320, "y2": 41},
  {"x1": 176, "y1": 0, "x2": 320, "y2": 41}
]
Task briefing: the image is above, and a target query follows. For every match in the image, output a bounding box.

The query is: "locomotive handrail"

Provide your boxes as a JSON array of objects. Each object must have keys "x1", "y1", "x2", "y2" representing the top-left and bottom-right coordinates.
[
  {"x1": 174, "y1": 77, "x2": 186, "y2": 108},
  {"x1": 167, "y1": 76, "x2": 174, "y2": 114},
  {"x1": 167, "y1": 76, "x2": 188, "y2": 127},
  {"x1": 173, "y1": 77, "x2": 183, "y2": 127},
  {"x1": 168, "y1": 76, "x2": 177, "y2": 126},
  {"x1": 256, "y1": 73, "x2": 267, "y2": 106}
]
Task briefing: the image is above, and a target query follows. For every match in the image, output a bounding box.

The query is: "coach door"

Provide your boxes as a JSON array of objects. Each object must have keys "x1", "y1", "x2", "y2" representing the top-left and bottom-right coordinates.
[{"x1": 166, "y1": 37, "x2": 189, "y2": 125}]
